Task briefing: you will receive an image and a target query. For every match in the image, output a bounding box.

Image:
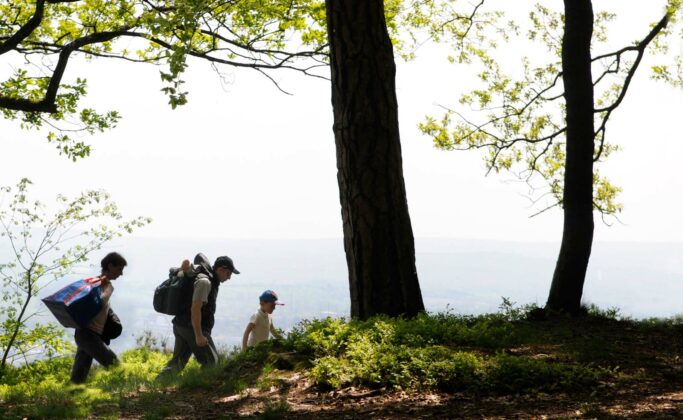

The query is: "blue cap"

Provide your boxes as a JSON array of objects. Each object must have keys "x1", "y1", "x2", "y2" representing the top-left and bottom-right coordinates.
[{"x1": 259, "y1": 290, "x2": 284, "y2": 305}]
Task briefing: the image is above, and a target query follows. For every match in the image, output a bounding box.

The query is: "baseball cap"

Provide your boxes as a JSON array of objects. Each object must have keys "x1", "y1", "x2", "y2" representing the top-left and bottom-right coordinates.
[
  {"x1": 213, "y1": 256, "x2": 240, "y2": 274},
  {"x1": 259, "y1": 290, "x2": 284, "y2": 305}
]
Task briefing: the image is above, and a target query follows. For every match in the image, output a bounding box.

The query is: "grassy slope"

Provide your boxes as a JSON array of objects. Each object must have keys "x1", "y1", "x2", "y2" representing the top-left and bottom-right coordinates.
[{"x1": 2, "y1": 305, "x2": 683, "y2": 418}]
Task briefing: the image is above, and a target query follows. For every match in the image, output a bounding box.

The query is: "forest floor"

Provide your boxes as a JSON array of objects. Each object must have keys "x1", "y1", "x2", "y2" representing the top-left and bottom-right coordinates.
[{"x1": 113, "y1": 316, "x2": 683, "y2": 419}]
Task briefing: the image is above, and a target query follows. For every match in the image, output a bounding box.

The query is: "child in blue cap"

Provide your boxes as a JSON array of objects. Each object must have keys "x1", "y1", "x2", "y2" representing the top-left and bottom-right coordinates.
[{"x1": 242, "y1": 290, "x2": 283, "y2": 351}]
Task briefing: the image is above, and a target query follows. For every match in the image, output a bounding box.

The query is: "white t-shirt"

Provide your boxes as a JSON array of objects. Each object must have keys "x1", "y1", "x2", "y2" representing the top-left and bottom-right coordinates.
[
  {"x1": 247, "y1": 308, "x2": 273, "y2": 347},
  {"x1": 88, "y1": 281, "x2": 114, "y2": 334}
]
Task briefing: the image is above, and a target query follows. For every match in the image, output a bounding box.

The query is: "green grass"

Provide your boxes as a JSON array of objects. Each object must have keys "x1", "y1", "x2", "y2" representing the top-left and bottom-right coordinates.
[
  {"x1": 0, "y1": 347, "x2": 234, "y2": 419},
  {"x1": 2, "y1": 302, "x2": 683, "y2": 418},
  {"x1": 259, "y1": 399, "x2": 291, "y2": 419}
]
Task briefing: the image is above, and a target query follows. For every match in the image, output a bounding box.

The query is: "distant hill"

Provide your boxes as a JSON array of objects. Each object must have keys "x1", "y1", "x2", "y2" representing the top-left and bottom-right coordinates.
[{"x1": 3, "y1": 237, "x2": 682, "y2": 353}]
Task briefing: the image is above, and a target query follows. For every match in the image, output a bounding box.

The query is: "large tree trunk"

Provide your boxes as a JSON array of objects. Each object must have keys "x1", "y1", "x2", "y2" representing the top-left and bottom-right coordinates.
[
  {"x1": 546, "y1": 0, "x2": 596, "y2": 314},
  {"x1": 326, "y1": 0, "x2": 425, "y2": 319}
]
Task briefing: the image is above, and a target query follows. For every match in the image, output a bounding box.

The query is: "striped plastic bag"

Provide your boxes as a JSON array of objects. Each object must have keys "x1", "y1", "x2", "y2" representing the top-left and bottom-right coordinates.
[{"x1": 41, "y1": 277, "x2": 103, "y2": 328}]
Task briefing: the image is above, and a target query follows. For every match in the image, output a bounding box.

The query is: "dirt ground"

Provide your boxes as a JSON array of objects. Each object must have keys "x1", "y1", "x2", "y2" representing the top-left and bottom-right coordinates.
[
  {"x1": 119, "y1": 319, "x2": 683, "y2": 419},
  {"x1": 117, "y1": 369, "x2": 683, "y2": 419}
]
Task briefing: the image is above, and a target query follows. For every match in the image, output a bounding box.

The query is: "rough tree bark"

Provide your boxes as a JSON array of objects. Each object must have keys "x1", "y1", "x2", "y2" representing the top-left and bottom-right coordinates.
[
  {"x1": 546, "y1": 0, "x2": 596, "y2": 314},
  {"x1": 326, "y1": 0, "x2": 425, "y2": 319}
]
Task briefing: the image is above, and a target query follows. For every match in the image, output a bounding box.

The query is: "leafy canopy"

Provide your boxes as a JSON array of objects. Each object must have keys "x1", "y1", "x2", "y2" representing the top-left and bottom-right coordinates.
[
  {"x1": 0, "y1": 0, "x2": 501, "y2": 159},
  {"x1": 419, "y1": 0, "x2": 682, "y2": 218},
  {"x1": 0, "y1": 0, "x2": 328, "y2": 159}
]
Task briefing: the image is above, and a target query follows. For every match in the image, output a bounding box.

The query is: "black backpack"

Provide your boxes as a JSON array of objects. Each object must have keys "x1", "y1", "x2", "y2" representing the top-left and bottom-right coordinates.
[{"x1": 153, "y1": 253, "x2": 212, "y2": 315}]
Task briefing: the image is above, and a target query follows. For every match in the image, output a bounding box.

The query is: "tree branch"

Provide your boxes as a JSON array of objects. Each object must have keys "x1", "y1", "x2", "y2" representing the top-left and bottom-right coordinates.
[
  {"x1": 0, "y1": 28, "x2": 131, "y2": 113},
  {"x1": 591, "y1": 11, "x2": 670, "y2": 165},
  {"x1": 44, "y1": 29, "x2": 132, "y2": 107},
  {"x1": 594, "y1": 12, "x2": 670, "y2": 113},
  {"x1": 0, "y1": 0, "x2": 84, "y2": 55},
  {"x1": 0, "y1": 2, "x2": 328, "y2": 116},
  {"x1": 0, "y1": 0, "x2": 46, "y2": 55}
]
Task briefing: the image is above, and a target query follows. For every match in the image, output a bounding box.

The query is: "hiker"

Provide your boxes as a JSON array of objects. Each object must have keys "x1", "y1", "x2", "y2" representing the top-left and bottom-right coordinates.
[
  {"x1": 157, "y1": 254, "x2": 239, "y2": 377},
  {"x1": 70, "y1": 252, "x2": 127, "y2": 384},
  {"x1": 242, "y1": 290, "x2": 283, "y2": 351}
]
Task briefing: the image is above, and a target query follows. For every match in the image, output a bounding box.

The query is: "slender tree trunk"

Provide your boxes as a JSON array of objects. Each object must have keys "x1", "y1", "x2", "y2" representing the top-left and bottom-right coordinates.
[
  {"x1": 546, "y1": 0, "x2": 595, "y2": 314},
  {"x1": 0, "y1": 271, "x2": 32, "y2": 375},
  {"x1": 325, "y1": 0, "x2": 425, "y2": 319}
]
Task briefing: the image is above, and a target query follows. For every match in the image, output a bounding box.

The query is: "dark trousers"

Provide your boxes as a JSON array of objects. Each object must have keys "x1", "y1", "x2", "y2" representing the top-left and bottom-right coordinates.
[
  {"x1": 157, "y1": 324, "x2": 218, "y2": 377},
  {"x1": 70, "y1": 329, "x2": 118, "y2": 383},
  {"x1": 70, "y1": 309, "x2": 121, "y2": 384}
]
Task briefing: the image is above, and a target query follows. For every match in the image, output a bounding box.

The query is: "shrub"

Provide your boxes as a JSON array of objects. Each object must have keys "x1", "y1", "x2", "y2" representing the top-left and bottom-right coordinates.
[
  {"x1": 486, "y1": 353, "x2": 603, "y2": 393},
  {"x1": 295, "y1": 314, "x2": 605, "y2": 393}
]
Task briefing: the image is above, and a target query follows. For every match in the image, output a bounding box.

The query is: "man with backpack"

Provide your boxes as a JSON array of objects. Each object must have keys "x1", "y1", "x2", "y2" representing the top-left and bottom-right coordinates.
[{"x1": 157, "y1": 253, "x2": 239, "y2": 377}]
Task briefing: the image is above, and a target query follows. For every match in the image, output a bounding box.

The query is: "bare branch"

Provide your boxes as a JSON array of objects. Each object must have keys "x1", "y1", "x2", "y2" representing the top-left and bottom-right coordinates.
[
  {"x1": 529, "y1": 202, "x2": 560, "y2": 218},
  {"x1": 254, "y1": 68, "x2": 293, "y2": 95}
]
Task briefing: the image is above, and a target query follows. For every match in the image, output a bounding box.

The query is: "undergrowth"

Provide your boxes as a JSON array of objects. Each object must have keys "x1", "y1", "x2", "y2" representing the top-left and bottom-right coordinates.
[{"x1": 3, "y1": 301, "x2": 682, "y2": 418}]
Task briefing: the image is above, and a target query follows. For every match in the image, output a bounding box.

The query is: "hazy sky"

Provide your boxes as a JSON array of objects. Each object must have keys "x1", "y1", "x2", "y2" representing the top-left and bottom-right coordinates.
[{"x1": 1, "y1": 0, "x2": 681, "y2": 244}]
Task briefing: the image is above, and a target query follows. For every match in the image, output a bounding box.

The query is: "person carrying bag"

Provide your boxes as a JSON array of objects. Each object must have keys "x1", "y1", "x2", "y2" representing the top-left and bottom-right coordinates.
[{"x1": 67, "y1": 252, "x2": 127, "y2": 384}]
